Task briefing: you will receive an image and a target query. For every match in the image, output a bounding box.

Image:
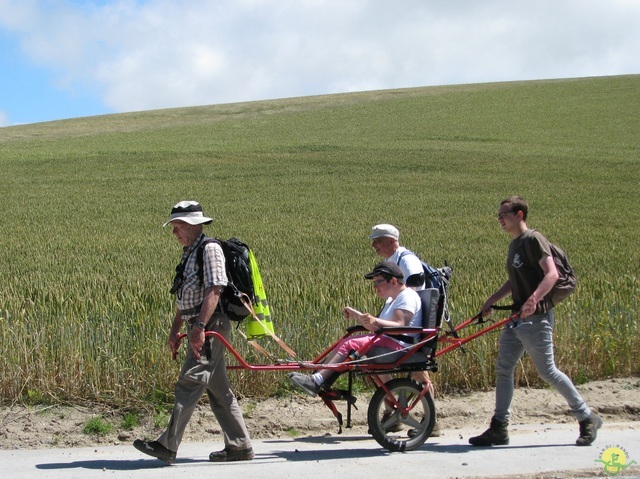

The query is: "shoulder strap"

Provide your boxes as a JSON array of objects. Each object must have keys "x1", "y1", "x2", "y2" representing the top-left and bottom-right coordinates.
[
  {"x1": 521, "y1": 230, "x2": 555, "y2": 309},
  {"x1": 396, "y1": 249, "x2": 417, "y2": 265},
  {"x1": 170, "y1": 236, "x2": 217, "y2": 296},
  {"x1": 196, "y1": 237, "x2": 221, "y2": 282}
]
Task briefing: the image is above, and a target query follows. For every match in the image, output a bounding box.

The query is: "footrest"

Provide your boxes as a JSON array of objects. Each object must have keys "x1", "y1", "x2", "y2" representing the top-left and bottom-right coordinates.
[{"x1": 320, "y1": 388, "x2": 357, "y2": 407}]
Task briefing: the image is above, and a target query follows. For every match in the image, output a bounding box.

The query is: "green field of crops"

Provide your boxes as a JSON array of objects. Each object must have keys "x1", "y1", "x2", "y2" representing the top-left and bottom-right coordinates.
[{"x1": 0, "y1": 75, "x2": 638, "y2": 406}]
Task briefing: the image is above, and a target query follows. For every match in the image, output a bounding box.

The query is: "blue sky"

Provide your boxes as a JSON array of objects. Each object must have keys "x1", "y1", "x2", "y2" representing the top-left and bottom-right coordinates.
[{"x1": 1, "y1": 0, "x2": 639, "y2": 127}]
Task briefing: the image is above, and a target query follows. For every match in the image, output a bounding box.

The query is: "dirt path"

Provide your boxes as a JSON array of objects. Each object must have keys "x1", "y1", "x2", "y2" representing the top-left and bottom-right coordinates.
[{"x1": 1, "y1": 377, "x2": 638, "y2": 449}]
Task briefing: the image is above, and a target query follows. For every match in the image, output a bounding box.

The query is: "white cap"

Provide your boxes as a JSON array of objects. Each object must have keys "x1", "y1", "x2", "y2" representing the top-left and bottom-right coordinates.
[{"x1": 369, "y1": 224, "x2": 399, "y2": 240}]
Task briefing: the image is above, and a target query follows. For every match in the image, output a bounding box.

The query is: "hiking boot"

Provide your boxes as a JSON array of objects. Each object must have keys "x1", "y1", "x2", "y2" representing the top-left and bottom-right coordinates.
[
  {"x1": 407, "y1": 420, "x2": 441, "y2": 438},
  {"x1": 576, "y1": 412, "x2": 603, "y2": 446},
  {"x1": 209, "y1": 447, "x2": 255, "y2": 462},
  {"x1": 289, "y1": 372, "x2": 320, "y2": 397},
  {"x1": 468, "y1": 417, "x2": 509, "y2": 446},
  {"x1": 382, "y1": 411, "x2": 403, "y2": 433},
  {"x1": 133, "y1": 439, "x2": 176, "y2": 464}
]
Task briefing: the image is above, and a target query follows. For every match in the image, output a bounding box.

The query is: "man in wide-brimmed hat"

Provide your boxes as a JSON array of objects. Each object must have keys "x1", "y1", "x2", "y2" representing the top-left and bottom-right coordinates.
[{"x1": 134, "y1": 201, "x2": 253, "y2": 463}]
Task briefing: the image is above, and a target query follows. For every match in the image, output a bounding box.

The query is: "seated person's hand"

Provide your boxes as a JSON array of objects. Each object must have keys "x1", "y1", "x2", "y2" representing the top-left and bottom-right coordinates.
[
  {"x1": 358, "y1": 313, "x2": 377, "y2": 328},
  {"x1": 343, "y1": 306, "x2": 361, "y2": 320}
]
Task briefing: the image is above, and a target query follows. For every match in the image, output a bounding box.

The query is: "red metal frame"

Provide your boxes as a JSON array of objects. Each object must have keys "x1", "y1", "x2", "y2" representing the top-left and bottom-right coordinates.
[
  {"x1": 178, "y1": 312, "x2": 517, "y2": 371},
  {"x1": 176, "y1": 311, "x2": 518, "y2": 432}
]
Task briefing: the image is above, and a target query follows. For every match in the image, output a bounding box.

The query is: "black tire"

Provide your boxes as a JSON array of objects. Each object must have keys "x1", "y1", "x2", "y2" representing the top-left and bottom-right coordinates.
[{"x1": 367, "y1": 377, "x2": 435, "y2": 452}]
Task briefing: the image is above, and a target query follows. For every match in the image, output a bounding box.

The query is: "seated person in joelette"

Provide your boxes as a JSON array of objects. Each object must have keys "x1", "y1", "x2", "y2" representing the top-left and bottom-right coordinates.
[{"x1": 289, "y1": 261, "x2": 422, "y2": 396}]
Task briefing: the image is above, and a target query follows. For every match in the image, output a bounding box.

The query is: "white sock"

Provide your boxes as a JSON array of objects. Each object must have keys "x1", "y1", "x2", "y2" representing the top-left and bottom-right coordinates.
[{"x1": 312, "y1": 373, "x2": 325, "y2": 385}]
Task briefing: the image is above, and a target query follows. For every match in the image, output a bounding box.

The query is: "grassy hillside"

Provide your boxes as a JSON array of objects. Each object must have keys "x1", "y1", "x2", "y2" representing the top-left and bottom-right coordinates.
[{"x1": 0, "y1": 75, "x2": 638, "y2": 405}]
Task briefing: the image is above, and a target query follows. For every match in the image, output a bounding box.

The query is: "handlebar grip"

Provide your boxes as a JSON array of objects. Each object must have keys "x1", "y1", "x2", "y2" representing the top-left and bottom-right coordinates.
[{"x1": 491, "y1": 304, "x2": 514, "y2": 311}]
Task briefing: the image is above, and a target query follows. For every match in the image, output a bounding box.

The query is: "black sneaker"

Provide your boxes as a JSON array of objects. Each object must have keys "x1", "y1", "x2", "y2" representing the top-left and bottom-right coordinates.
[
  {"x1": 289, "y1": 372, "x2": 320, "y2": 397},
  {"x1": 133, "y1": 439, "x2": 176, "y2": 464},
  {"x1": 209, "y1": 447, "x2": 255, "y2": 462},
  {"x1": 576, "y1": 412, "x2": 603, "y2": 446}
]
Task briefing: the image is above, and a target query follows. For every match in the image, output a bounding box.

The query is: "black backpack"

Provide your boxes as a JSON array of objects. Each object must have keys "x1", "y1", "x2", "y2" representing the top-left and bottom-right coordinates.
[
  {"x1": 169, "y1": 237, "x2": 255, "y2": 321},
  {"x1": 199, "y1": 237, "x2": 255, "y2": 321},
  {"x1": 523, "y1": 231, "x2": 576, "y2": 308}
]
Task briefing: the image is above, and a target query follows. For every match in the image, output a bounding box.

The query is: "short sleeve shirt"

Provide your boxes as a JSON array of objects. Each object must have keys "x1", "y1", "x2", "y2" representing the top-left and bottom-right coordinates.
[
  {"x1": 388, "y1": 247, "x2": 425, "y2": 291},
  {"x1": 507, "y1": 229, "x2": 552, "y2": 314},
  {"x1": 379, "y1": 288, "x2": 422, "y2": 344},
  {"x1": 176, "y1": 234, "x2": 228, "y2": 319}
]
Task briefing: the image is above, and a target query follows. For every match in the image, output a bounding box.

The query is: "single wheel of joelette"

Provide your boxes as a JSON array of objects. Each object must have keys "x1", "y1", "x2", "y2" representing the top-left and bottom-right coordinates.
[{"x1": 367, "y1": 377, "x2": 435, "y2": 452}]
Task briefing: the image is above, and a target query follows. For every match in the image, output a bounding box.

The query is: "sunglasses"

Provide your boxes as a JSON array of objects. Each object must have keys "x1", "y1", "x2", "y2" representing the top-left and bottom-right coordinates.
[{"x1": 497, "y1": 210, "x2": 516, "y2": 220}]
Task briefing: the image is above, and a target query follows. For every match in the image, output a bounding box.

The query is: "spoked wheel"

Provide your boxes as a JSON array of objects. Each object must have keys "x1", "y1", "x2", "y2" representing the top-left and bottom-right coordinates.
[{"x1": 367, "y1": 377, "x2": 435, "y2": 452}]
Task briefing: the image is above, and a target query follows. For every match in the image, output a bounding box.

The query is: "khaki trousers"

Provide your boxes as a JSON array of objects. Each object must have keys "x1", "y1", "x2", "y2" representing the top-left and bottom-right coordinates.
[{"x1": 158, "y1": 313, "x2": 252, "y2": 452}]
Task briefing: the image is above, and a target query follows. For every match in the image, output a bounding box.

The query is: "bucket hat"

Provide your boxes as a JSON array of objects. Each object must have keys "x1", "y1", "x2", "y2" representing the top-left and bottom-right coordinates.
[{"x1": 163, "y1": 201, "x2": 213, "y2": 227}]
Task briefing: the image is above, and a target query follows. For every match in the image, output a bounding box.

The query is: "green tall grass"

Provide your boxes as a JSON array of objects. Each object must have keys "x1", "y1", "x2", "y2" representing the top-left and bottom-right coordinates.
[{"x1": 0, "y1": 75, "x2": 638, "y2": 405}]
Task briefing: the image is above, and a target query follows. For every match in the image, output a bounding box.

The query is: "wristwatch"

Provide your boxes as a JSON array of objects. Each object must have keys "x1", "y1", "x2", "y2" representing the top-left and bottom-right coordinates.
[{"x1": 194, "y1": 321, "x2": 206, "y2": 330}]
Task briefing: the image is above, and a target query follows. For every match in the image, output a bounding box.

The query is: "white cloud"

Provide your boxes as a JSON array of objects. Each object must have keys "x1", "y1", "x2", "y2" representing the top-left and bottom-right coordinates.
[
  {"x1": 1, "y1": 0, "x2": 639, "y2": 114},
  {"x1": 0, "y1": 111, "x2": 8, "y2": 127}
]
